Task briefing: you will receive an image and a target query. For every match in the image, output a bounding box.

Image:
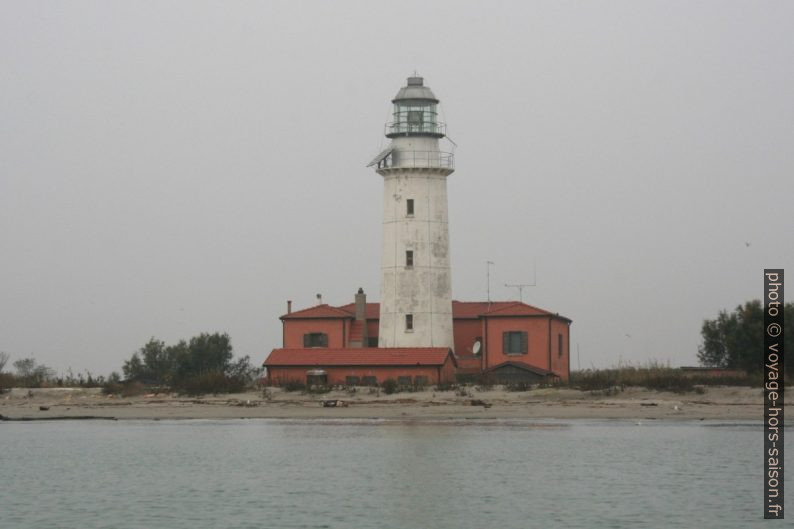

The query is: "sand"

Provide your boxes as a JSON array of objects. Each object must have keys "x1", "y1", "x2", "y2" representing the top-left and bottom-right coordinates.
[{"x1": 0, "y1": 385, "x2": 775, "y2": 422}]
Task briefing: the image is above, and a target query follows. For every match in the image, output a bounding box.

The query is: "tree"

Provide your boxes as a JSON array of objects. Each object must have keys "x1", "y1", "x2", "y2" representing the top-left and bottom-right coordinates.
[
  {"x1": 175, "y1": 333, "x2": 233, "y2": 379},
  {"x1": 698, "y1": 300, "x2": 792, "y2": 372},
  {"x1": 121, "y1": 333, "x2": 259, "y2": 393},
  {"x1": 13, "y1": 356, "x2": 55, "y2": 387},
  {"x1": 0, "y1": 352, "x2": 9, "y2": 373}
]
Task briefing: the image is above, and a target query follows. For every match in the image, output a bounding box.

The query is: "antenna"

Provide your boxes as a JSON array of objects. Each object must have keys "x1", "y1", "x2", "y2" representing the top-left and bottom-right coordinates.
[
  {"x1": 504, "y1": 283, "x2": 534, "y2": 302},
  {"x1": 486, "y1": 261, "x2": 495, "y2": 301},
  {"x1": 505, "y1": 260, "x2": 537, "y2": 302}
]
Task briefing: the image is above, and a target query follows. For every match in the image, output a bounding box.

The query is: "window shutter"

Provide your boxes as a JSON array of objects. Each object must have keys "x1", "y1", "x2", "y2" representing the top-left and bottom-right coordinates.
[
  {"x1": 303, "y1": 334, "x2": 310, "y2": 347},
  {"x1": 521, "y1": 332, "x2": 528, "y2": 354},
  {"x1": 503, "y1": 332, "x2": 509, "y2": 353},
  {"x1": 320, "y1": 333, "x2": 328, "y2": 347}
]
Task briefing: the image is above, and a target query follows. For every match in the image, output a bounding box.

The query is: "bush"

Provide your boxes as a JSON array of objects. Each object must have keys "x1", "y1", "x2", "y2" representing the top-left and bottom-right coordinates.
[
  {"x1": 12, "y1": 357, "x2": 54, "y2": 387},
  {"x1": 102, "y1": 380, "x2": 147, "y2": 397},
  {"x1": 505, "y1": 382, "x2": 534, "y2": 392},
  {"x1": 173, "y1": 370, "x2": 248, "y2": 395},
  {"x1": 0, "y1": 372, "x2": 16, "y2": 391},
  {"x1": 121, "y1": 334, "x2": 263, "y2": 395},
  {"x1": 382, "y1": 378, "x2": 398, "y2": 395},
  {"x1": 567, "y1": 363, "x2": 784, "y2": 393},
  {"x1": 455, "y1": 373, "x2": 477, "y2": 384},
  {"x1": 282, "y1": 379, "x2": 306, "y2": 392}
]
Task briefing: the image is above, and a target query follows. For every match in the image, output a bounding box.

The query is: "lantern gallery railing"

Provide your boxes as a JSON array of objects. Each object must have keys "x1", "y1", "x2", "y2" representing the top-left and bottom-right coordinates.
[
  {"x1": 372, "y1": 149, "x2": 454, "y2": 170},
  {"x1": 385, "y1": 121, "x2": 446, "y2": 137}
]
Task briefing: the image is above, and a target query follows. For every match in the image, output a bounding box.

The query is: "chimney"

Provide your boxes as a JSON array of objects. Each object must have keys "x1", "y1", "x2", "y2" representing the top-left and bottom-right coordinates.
[
  {"x1": 355, "y1": 287, "x2": 366, "y2": 321},
  {"x1": 316, "y1": 293, "x2": 323, "y2": 305},
  {"x1": 287, "y1": 300, "x2": 292, "y2": 314}
]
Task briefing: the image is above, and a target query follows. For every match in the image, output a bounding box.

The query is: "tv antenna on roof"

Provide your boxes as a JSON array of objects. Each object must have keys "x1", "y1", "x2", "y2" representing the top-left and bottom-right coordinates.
[
  {"x1": 505, "y1": 260, "x2": 537, "y2": 302},
  {"x1": 504, "y1": 283, "x2": 535, "y2": 302}
]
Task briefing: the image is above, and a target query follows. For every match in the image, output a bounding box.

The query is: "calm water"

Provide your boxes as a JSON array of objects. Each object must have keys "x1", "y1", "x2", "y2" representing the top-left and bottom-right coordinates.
[{"x1": 0, "y1": 419, "x2": 790, "y2": 528}]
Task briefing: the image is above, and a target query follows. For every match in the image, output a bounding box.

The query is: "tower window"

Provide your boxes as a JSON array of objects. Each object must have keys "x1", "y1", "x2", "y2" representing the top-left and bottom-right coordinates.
[
  {"x1": 558, "y1": 333, "x2": 563, "y2": 357},
  {"x1": 405, "y1": 314, "x2": 413, "y2": 331},
  {"x1": 405, "y1": 250, "x2": 414, "y2": 267},
  {"x1": 406, "y1": 199, "x2": 414, "y2": 216},
  {"x1": 502, "y1": 331, "x2": 528, "y2": 355}
]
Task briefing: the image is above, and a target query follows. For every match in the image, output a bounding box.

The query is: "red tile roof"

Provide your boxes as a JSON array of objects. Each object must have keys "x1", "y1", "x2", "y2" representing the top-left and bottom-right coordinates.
[
  {"x1": 264, "y1": 347, "x2": 456, "y2": 367},
  {"x1": 280, "y1": 304, "x2": 355, "y2": 320},
  {"x1": 479, "y1": 302, "x2": 555, "y2": 317},
  {"x1": 280, "y1": 301, "x2": 569, "y2": 322},
  {"x1": 336, "y1": 302, "x2": 380, "y2": 320}
]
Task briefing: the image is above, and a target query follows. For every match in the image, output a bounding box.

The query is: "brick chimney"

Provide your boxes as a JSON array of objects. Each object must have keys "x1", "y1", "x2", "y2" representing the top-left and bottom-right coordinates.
[
  {"x1": 287, "y1": 300, "x2": 292, "y2": 314},
  {"x1": 349, "y1": 288, "x2": 369, "y2": 348}
]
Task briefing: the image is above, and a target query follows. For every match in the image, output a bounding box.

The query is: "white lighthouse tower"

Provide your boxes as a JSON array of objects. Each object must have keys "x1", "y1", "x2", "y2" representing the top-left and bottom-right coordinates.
[{"x1": 368, "y1": 75, "x2": 455, "y2": 350}]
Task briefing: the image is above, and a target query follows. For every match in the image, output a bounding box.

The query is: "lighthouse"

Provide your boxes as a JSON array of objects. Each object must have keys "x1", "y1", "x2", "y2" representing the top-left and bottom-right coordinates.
[{"x1": 368, "y1": 76, "x2": 455, "y2": 350}]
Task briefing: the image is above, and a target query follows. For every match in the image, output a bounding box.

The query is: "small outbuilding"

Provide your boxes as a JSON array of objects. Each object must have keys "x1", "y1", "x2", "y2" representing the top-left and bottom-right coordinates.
[{"x1": 480, "y1": 361, "x2": 558, "y2": 385}]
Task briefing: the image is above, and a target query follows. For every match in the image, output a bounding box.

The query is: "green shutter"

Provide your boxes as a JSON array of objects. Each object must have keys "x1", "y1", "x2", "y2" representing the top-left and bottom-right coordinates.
[
  {"x1": 320, "y1": 333, "x2": 328, "y2": 347},
  {"x1": 520, "y1": 332, "x2": 528, "y2": 354},
  {"x1": 503, "y1": 332, "x2": 510, "y2": 353},
  {"x1": 303, "y1": 334, "x2": 310, "y2": 347}
]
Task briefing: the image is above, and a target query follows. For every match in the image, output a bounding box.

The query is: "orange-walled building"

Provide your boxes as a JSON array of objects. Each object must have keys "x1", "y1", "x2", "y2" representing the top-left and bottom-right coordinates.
[
  {"x1": 265, "y1": 348, "x2": 457, "y2": 386},
  {"x1": 264, "y1": 289, "x2": 571, "y2": 385}
]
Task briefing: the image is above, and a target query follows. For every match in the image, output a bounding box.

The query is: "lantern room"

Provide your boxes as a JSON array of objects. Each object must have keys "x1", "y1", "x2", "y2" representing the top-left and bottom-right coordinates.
[{"x1": 386, "y1": 76, "x2": 445, "y2": 138}]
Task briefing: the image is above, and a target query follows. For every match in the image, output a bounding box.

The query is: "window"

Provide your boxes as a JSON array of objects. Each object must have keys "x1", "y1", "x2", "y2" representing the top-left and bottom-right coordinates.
[
  {"x1": 405, "y1": 314, "x2": 413, "y2": 331},
  {"x1": 558, "y1": 333, "x2": 563, "y2": 357},
  {"x1": 503, "y1": 331, "x2": 528, "y2": 355},
  {"x1": 406, "y1": 199, "x2": 414, "y2": 216},
  {"x1": 414, "y1": 376, "x2": 428, "y2": 387},
  {"x1": 397, "y1": 375, "x2": 412, "y2": 386},
  {"x1": 303, "y1": 333, "x2": 328, "y2": 347},
  {"x1": 367, "y1": 337, "x2": 379, "y2": 347},
  {"x1": 346, "y1": 376, "x2": 360, "y2": 386},
  {"x1": 405, "y1": 250, "x2": 414, "y2": 267},
  {"x1": 361, "y1": 376, "x2": 377, "y2": 386}
]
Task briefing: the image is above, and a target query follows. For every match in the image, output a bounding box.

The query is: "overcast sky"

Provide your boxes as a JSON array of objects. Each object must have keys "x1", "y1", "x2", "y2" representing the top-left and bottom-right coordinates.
[{"x1": 1, "y1": 1, "x2": 792, "y2": 376}]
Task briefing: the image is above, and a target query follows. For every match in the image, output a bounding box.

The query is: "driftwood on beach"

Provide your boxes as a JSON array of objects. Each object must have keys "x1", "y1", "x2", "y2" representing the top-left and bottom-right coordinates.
[{"x1": 0, "y1": 414, "x2": 118, "y2": 422}]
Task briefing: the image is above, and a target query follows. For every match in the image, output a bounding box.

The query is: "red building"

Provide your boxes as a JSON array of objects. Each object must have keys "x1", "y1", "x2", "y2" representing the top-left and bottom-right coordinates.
[
  {"x1": 264, "y1": 289, "x2": 571, "y2": 385},
  {"x1": 265, "y1": 348, "x2": 457, "y2": 386}
]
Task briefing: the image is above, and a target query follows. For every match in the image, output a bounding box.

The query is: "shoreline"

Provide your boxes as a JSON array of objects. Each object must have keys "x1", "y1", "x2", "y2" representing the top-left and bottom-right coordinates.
[{"x1": 0, "y1": 385, "x2": 777, "y2": 422}]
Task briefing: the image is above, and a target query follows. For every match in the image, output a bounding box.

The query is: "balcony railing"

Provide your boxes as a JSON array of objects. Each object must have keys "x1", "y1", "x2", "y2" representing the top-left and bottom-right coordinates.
[
  {"x1": 375, "y1": 150, "x2": 454, "y2": 170},
  {"x1": 385, "y1": 121, "x2": 446, "y2": 137}
]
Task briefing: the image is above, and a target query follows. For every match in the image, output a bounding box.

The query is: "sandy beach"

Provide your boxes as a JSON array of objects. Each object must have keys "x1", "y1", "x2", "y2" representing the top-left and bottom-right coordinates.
[{"x1": 0, "y1": 385, "x2": 775, "y2": 421}]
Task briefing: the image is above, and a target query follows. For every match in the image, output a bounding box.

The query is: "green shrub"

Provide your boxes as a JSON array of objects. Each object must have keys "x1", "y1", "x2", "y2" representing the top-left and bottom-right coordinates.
[
  {"x1": 382, "y1": 378, "x2": 398, "y2": 394},
  {"x1": 120, "y1": 334, "x2": 262, "y2": 395},
  {"x1": 505, "y1": 382, "x2": 533, "y2": 392},
  {"x1": 282, "y1": 379, "x2": 306, "y2": 392},
  {"x1": 173, "y1": 370, "x2": 248, "y2": 395},
  {"x1": 567, "y1": 363, "x2": 787, "y2": 393},
  {"x1": 0, "y1": 372, "x2": 16, "y2": 391},
  {"x1": 306, "y1": 384, "x2": 332, "y2": 394},
  {"x1": 455, "y1": 373, "x2": 477, "y2": 384}
]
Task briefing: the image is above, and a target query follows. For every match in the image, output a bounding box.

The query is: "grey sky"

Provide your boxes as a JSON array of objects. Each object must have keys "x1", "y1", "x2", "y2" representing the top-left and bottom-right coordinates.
[{"x1": 1, "y1": 1, "x2": 792, "y2": 376}]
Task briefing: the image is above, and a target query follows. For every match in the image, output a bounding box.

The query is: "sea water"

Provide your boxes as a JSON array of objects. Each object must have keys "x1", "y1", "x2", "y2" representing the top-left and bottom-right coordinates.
[{"x1": 0, "y1": 419, "x2": 790, "y2": 528}]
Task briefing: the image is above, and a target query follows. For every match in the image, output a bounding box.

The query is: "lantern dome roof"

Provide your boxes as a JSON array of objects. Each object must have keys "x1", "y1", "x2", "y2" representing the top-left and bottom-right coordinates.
[{"x1": 392, "y1": 76, "x2": 439, "y2": 103}]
